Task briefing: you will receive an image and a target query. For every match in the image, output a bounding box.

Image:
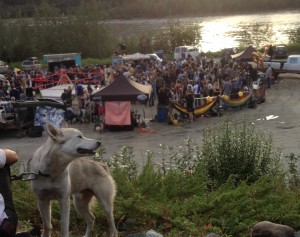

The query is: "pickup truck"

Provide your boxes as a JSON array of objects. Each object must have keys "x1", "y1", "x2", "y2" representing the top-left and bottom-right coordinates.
[{"x1": 264, "y1": 55, "x2": 300, "y2": 74}]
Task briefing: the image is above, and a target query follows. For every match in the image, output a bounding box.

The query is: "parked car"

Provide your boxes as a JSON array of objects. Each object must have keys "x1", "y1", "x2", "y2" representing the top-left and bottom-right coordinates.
[
  {"x1": 273, "y1": 45, "x2": 288, "y2": 59},
  {"x1": 0, "y1": 61, "x2": 8, "y2": 73},
  {"x1": 21, "y1": 57, "x2": 42, "y2": 71},
  {"x1": 153, "y1": 50, "x2": 166, "y2": 61},
  {"x1": 174, "y1": 46, "x2": 201, "y2": 60},
  {"x1": 147, "y1": 53, "x2": 163, "y2": 62}
]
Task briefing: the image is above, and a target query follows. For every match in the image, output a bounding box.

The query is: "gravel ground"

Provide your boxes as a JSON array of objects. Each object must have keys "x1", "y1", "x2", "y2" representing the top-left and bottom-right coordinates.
[{"x1": 1, "y1": 76, "x2": 300, "y2": 169}]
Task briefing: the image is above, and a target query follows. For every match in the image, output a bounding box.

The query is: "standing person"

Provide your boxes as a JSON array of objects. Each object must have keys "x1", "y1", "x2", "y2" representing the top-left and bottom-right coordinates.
[
  {"x1": 34, "y1": 88, "x2": 43, "y2": 100},
  {"x1": 213, "y1": 79, "x2": 221, "y2": 96},
  {"x1": 60, "y1": 89, "x2": 69, "y2": 105},
  {"x1": 222, "y1": 77, "x2": 232, "y2": 96},
  {"x1": 148, "y1": 77, "x2": 156, "y2": 107},
  {"x1": 74, "y1": 81, "x2": 84, "y2": 109},
  {"x1": 207, "y1": 80, "x2": 214, "y2": 97},
  {"x1": 193, "y1": 81, "x2": 202, "y2": 107},
  {"x1": 265, "y1": 64, "x2": 272, "y2": 89},
  {"x1": 81, "y1": 89, "x2": 90, "y2": 109},
  {"x1": 193, "y1": 80, "x2": 202, "y2": 98},
  {"x1": 0, "y1": 148, "x2": 40, "y2": 237},
  {"x1": 66, "y1": 86, "x2": 73, "y2": 106},
  {"x1": 185, "y1": 85, "x2": 194, "y2": 122}
]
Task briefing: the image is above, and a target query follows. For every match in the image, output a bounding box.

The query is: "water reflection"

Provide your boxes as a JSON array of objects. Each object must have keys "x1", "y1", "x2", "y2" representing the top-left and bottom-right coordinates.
[
  {"x1": 107, "y1": 10, "x2": 300, "y2": 52},
  {"x1": 198, "y1": 11, "x2": 296, "y2": 52}
]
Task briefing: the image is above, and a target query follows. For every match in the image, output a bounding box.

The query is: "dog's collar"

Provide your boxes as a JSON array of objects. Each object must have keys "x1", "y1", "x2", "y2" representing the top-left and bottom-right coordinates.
[
  {"x1": 38, "y1": 171, "x2": 51, "y2": 178},
  {"x1": 28, "y1": 157, "x2": 50, "y2": 178}
]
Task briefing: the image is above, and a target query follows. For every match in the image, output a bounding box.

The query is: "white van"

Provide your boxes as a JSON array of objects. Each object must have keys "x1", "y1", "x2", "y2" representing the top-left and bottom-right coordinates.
[
  {"x1": 21, "y1": 57, "x2": 42, "y2": 71},
  {"x1": 174, "y1": 46, "x2": 200, "y2": 60}
]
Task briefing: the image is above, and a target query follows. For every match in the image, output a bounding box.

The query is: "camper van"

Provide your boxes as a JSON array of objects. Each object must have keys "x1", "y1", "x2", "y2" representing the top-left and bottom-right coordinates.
[{"x1": 174, "y1": 46, "x2": 201, "y2": 60}]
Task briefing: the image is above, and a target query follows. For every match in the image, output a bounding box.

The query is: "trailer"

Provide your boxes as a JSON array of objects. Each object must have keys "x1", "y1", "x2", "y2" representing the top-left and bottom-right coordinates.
[{"x1": 0, "y1": 99, "x2": 65, "y2": 135}]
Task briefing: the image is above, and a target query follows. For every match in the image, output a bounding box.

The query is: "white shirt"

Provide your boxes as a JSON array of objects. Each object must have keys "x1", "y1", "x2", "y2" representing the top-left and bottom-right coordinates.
[
  {"x1": 0, "y1": 149, "x2": 8, "y2": 225},
  {"x1": 0, "y1": 149, "x2": 5, "y2": 168},
  {"x1": 193, "y1": 84, "x2": 201, "y2": 95}
]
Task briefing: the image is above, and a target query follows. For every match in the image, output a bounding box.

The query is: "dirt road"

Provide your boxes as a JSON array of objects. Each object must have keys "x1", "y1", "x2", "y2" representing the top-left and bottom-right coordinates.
[{"x1": 1, "y1": 77, "x2": 300, "y2": 167}]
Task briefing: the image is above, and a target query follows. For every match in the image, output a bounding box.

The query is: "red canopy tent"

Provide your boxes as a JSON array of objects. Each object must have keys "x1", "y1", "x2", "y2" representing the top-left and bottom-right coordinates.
[
  {"x1": 91, "y1": 74, "x2": 152, "y2": 101},
  {"x1": 91, "y1": 75, "x2": 152, "y2": 127}
]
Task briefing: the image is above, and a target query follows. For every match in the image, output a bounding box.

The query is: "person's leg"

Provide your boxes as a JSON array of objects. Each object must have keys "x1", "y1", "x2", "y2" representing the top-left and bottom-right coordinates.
[
  {"x1": 267, "y1": 77, "x2": 271, "y2": 88},
  {"x1": 0, "y1": 166, "x2": 18, "y2": 237}
]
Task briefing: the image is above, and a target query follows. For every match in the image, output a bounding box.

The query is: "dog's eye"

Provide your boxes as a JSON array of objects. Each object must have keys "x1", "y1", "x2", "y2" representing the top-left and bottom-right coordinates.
[{"x1": 77, "y1": 135, "x2": 83, "y2": 139}]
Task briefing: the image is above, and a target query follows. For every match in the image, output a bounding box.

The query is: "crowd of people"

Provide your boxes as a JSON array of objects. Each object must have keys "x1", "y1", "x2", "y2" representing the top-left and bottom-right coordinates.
[
  {"x1": 105, "y1": 53, "x2": 262, "y2": 122},
  {"x1": 0, "y1": 51, "x2": 267, "y2": 124}
]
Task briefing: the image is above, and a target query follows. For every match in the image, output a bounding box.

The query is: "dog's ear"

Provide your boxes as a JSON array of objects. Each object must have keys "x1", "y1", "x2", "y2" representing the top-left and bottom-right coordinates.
[{"x1": 46, "y1": 123, "x2": 64, "y2": 143}]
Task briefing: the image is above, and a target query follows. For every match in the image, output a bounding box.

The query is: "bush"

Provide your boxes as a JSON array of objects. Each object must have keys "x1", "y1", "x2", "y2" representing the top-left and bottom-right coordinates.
[{"x1": 201, "y1": 120, "x2": 283, "y2": 187}]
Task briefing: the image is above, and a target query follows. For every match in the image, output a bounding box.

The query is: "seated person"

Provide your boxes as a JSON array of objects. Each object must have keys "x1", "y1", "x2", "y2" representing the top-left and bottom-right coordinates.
[
  {"x1": 0, "y1": 148, "x2": 41, "y2": 237},
  {"x1": 65, "y1": 104, "x2": 76, "y2": 122}
]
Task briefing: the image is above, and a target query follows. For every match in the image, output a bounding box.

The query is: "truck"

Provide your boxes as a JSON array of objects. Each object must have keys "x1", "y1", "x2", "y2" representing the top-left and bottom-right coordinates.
[
  {"x1": 43, "y1": 53, "x2": 81, "y2": 71},
  {"x1": 264, "y1": 55, "x2": 300, "y2": 74},
  {"x1": 173, "y1": 45, "x2": 201, "y2": 60}
]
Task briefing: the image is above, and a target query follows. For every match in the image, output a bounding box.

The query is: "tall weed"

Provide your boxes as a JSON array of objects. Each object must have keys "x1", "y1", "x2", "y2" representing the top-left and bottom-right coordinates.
[{"x1": 202, "y1": 120, "x2": 283, "y2": 187}]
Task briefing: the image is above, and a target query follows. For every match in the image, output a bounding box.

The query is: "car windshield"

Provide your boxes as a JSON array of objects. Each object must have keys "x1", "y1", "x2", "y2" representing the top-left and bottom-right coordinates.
[
  {"x1": 276, "y1": 46, "x2": 286, "y2": 51},
  {"x1": 23, "y1": 61, "x2": 34, "y2": 65},
  {"x1": 187, "y1": 48, "x2": 198, "y2": 52}
]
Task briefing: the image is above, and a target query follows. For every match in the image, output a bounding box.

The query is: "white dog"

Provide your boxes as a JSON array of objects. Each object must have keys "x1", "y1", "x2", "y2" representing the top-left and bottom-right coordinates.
[{"x1": 28, "y1": 123, "x2": 118, "y2": 237}]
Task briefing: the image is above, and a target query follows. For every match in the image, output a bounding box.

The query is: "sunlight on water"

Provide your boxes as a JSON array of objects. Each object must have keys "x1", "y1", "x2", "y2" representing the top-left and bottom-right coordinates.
[
  {"x1": 197, "y1": 11, "x2": 300, "y2": 52},
  {"x1": 200, "y1": 20, "x2": 237, "y2": 52},
  {"x1": 107, "y1": 10, "x2": 300, "y2": 52}
]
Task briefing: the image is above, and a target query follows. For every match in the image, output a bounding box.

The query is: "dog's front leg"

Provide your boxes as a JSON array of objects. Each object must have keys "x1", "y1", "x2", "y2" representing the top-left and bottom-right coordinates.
[
  {"x1": 37, "y1": 198, "x2": 52, "y2": 237},
  {"x1": 59, "y1": 196, "x2": 71, "y2": 237}
]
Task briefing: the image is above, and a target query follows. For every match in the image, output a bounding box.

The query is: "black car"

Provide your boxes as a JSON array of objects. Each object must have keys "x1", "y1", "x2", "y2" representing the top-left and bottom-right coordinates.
[{"x1": 274, "y1": 45, "x2": 288, "y2": 59}]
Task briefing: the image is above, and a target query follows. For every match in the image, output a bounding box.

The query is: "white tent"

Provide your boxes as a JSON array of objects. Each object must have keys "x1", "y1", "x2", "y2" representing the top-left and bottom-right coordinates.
[{"x1": 122, "y1": 53, "x2": 150, "y2": 61}]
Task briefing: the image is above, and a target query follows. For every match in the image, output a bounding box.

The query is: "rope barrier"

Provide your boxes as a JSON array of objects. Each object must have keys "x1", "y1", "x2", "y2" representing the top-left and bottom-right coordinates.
[{"x1": 31, "y1": 71, "x2": 104, "y2": 90}]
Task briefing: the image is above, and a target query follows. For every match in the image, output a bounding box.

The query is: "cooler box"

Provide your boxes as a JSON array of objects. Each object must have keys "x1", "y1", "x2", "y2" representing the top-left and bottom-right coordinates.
[
  {"x1": 157, "y1": 106, "x2": 168, "y2": 123},
  {"x1": 27, "y1": 126, "x2": 43, "y2": 137}
]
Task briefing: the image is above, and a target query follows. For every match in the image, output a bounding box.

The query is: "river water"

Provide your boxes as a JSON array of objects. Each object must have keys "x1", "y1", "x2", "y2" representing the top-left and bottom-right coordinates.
[{"x1": 106, "y1": 10, "x2": 300, "y2": 52}]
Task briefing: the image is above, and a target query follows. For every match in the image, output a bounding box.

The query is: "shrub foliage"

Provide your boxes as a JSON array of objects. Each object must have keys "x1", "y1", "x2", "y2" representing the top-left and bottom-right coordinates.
[
  {"x1": 201, "y1": 120, "x2": 282, "y2": 187},
  {"x1": 11, "y1": 120, "x2": 300, "y2": 236}
]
